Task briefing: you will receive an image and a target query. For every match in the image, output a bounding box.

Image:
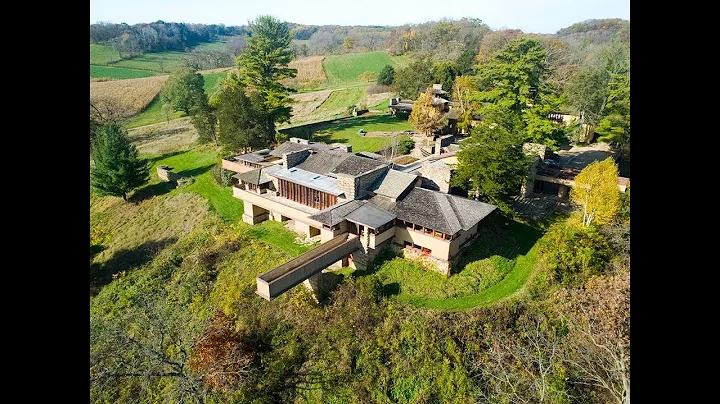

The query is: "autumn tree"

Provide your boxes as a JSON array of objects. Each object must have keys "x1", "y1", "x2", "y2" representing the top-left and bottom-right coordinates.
[
  {"x1": 90, "y1": 123, "x2": 149, "y2": 201},
  {"x1": 343, "y1": 36, "x2": 355, "y2": 51},
  {"x1": 408, "y1": 88, "x2": 446, "y2": 136},
  {"x1": 160, "y1": 67, "x2": 207, "y2": 115},
  {"x1": 188, "y1": 311, "x2": 254, "y2": 391},
  {"x1": 570, "y1": 157, "x2": 621, "y2": 227},
  {"x1": 451, "y1": 75, "x2": 478, "y2": 134},
  {"x1": 235, "y1": 15, "x2": 297, "y2": 144}
]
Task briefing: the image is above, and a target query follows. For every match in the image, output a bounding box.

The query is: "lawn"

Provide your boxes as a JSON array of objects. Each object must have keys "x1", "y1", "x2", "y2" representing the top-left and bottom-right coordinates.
[
  {"x1": 144, "y1": 148, "x2": 243, "y2": 222},
  {"x1": 202, "y1": 70, "x2": 228, "y2": 99},
  {"x1": 322, "y1": 51, "x2": 411, "y2": 89},
  {"x1": 90, "y1": 65, "x2": 157, "y2": 79},
  {"x1": 90, "y1": 41, "x2": 229, "y2": 75},
  {"x1": 283, "y1": 114, "x2": 414, "y2": 153},
  {"x1": 351, "y1": 218, "x2": 543, "y2": 311},
  {"x1": 247, "y1": 220, "x2": 315, "y2": 256}
]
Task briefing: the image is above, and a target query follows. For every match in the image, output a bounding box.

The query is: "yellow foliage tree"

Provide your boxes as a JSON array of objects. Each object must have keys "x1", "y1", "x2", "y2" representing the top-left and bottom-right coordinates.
[
  {"x1": 570, "y1": 157, "x2": 621, "y2": 227},
  {"x1": 409, "y1": 89, "x2": 445, "y2": 136}
]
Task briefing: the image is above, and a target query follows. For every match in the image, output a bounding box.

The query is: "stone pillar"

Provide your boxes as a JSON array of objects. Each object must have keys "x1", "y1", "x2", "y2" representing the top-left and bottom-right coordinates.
[
  {"x1": 242, "y1": 202, "x2": 269, "y2": 225},
  {"x1": 294, "y1": 221, "x2": 311, "y2": 238},
  {"x1": 558, "y1": 184, "x2": 570, "y2": 200},
  {"x1": 303, "y1": 271, "x2": 343, "y2": 302}
]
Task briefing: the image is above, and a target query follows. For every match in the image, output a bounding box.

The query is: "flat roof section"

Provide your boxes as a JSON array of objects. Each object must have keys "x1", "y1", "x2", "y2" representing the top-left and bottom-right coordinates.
[
  {"x1": 271, "y1": 167, "x2": 343, "y2": 196},
  {"x1": 345, "y1": 203, "x2": 396, "y2": 229}
]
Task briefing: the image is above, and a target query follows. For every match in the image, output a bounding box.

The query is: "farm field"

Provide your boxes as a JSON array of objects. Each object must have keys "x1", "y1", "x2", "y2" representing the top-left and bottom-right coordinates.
[
  {"x1": 90, "y1": 65, "x2": 157, "y2": 79},
  {"x1": 90, "y1": 75, "x2": 169, "y2": 119}
]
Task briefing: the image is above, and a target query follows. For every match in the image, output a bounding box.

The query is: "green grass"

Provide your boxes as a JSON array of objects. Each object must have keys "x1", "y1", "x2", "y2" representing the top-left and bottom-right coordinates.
[
  {"x1": 124, "y1": 71, "x2": 228, "y2": 129},
  {"x1": 145, "y1": 148, "x2": 243, "y2": 222},
  {"x1": 90, "y1": 43, "x2": 120, "y2": 65},
  {"x1": 365, "y1": 219, "x2": 543, "y2": 311},
  {"x1": 247, "y1": 221, "x2": 315, "y2": 256},
  {"x1": 322, "y1": 51, "x2": 411, "y2": 89},
  {"x1": 202, "y1": 70, "x2": 229, "y2": 99},
  {"x1": 315, "y1": 88, "x2": 365, "y2": 114},
  {"x1": 124, "y1": 97, "x2": 185, "y2": 128},
  {"x1": 112, "y1": 50, "x2": 189, "y2": 74},
  {"x1": 284, "y1": 114, "x2": 414, "y2": 153},
  {"x1": 91, "y1": 41, "x2": 228, "y2": 75},
  {"x1": 369, "y1": 99, "x2": 389, "y2": 110},
  {"x1": 90, "y1": 65, "x2": 157, "y2": 79}
]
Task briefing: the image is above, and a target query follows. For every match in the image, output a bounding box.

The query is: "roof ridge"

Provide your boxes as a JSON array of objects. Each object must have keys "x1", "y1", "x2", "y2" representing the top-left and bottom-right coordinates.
[
  {"x1": 445, "y1": 194, "x2": 466, "y2": 230},
  {"x1": 433, "y1": 192, "x2": 456, "y2": 234}
]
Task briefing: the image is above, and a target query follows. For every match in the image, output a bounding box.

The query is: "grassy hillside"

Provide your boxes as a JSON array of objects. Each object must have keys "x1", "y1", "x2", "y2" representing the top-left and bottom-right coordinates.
[
  {"x1": 90, "y1": 43, "x2": 121, "y2": 65},
  {"x1": 323, "y1": 51, "x2": 409, "y2": 88}
]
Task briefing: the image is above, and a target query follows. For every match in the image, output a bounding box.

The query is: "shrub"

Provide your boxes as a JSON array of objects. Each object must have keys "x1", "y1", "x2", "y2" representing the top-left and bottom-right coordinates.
[
  {"x1": 395, "y1": 137, "x2": 415, "y2": 155},
  {"x1": 212, "y1": 165, "x2": 234, "y2": 186}
]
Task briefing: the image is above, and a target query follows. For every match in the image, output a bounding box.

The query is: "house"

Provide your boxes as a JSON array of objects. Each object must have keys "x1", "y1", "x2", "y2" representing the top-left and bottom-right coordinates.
[
  {"x1": 521, "y1": 142, "x2": 629, "y2": 200},
  {"x1": 388, "y1": 83, "x2": 458, "y2": 135},
  {"x1": 223, "y1": 139, "x2": 497, "y2": 300}
]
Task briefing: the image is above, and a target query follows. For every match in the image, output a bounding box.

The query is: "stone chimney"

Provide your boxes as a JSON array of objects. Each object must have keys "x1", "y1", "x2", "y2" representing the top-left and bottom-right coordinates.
[{"x1": 282, "y1": 149, "x2": 310, "y2": 169}]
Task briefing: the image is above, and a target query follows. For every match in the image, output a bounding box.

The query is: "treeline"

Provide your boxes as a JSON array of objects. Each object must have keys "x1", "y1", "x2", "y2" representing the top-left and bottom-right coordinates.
[
  {"x1": 89, "y1": 21, "x2": 247, "y2": 58},
  {"x1": 288, "y1": 23, "x2": 393, "y2": 57}
]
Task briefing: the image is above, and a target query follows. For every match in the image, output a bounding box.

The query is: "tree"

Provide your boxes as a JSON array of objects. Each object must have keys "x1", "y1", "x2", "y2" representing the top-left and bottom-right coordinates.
[
  {"x1": 392, "y1": 57, "x2": 434, "y2": 99},
  {"x1": 90, "y1": 123, "x2": 149, "y2": 201},
  {"x1": 451, "y1": 75, "x2": 478, "y2": 134},
  {"x1": 595, "y1": 73, "x2": 630, "y2": 153},
  {"x1": 451, "y1": 108, "x2": 530, "y2": 214},
  {"x1": 408, "y1": 89, "x2": 445, "y2": 136},
  {"x1": 432, "y1": 60, "x2": 457, "y2": 94},
  {"x1": 570, "y1": 157, "x2": 621, "y2": 227},
  {"x1": 455, "y1": 49, "x2": 476, "y2": 76},
  {"x1": 343, "y1": 36, "x2": 355, "y2": 51},
  {"x1": 236, "y1": 15, "x2": 297, "y2": 144},
  {"x1": 377, "y1": 65, "x2": 395, "y2": 86},
  {"x1": 191, "y1": 102, "x2": 219, "y2": 146},
  {"x1": 212, "y1": 75, "x2": 270, "y2": 153},
  {"x1": 160, "y1": 67, "x2": 207, "y2": 115},
  {"x1": 559, "y1": 268, "x2": 630, "y2": 404}
]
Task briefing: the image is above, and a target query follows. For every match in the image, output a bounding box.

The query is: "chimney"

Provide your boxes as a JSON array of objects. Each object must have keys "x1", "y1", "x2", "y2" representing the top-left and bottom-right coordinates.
[{"x1": 282, "y1": 149, "x2": 310, "y2": 169}]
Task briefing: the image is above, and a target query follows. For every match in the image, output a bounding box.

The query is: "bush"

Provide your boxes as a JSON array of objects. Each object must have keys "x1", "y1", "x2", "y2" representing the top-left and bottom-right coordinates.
[
  {"x1": 395, "y1": 137, "x2": 415, "y2": 155},
  {"x1": 378, "y1": 65, "x2": 395, "y2": 86},
  {"x1": 212, "y1": 165, "x2": 234, "y2": 187}
]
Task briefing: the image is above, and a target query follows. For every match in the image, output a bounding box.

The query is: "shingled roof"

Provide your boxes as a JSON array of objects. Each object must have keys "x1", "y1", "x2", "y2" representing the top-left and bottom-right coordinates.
[
  {"x1": 296, "y1": 151, "x2": 350, "y2": 175},
  {"x1": 296, "y1": 151, "x2": 388, "y2": 177},
  {"x1": 232, "y1": 165, "x2": 281, "y2": 185},
  {"x1": 308, "y1": 200, "x2": 365, "y2": 227},
  {"x1": 369, "y1": 169, "x2": 418, "y2": 200},
  {"x1": 388, "y1": 188, "x2": 496, "y2": 235}
]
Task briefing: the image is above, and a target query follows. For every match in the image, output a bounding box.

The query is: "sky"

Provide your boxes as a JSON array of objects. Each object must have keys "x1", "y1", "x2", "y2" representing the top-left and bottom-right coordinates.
[{"x1": 89, "y1": 0, "x2": 629, "y2": 35}]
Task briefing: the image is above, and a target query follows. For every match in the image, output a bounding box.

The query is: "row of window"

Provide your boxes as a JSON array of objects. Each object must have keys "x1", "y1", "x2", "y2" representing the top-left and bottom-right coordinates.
[
  {"x1": 278, "y1": 179, "x2": 337, "y2": 210},
  {"x1": 394, "y1": 219, "x2": 455, "y2": 241},
  {"x1": 403, "y1": 240, "x2": 432, "y2": 255}
]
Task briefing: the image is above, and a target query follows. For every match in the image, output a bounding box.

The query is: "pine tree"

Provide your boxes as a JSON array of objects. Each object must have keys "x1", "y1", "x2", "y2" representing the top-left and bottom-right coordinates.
[{"x1": 90, "y1": 123, "x2": 149, "y2": 201}]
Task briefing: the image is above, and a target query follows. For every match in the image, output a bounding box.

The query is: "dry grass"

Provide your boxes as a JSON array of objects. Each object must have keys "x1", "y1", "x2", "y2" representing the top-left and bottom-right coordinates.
[
  {"x1": 90, "y1": 192, "x2": 211, "y2": 282},
  {"x1": 366, "y1": 91, "x2": 391, "y2": 108},
  {"x1": 90, "y1": 75, "x2": 169, "y2": 119},
  {"x1": 127, "y1": 118, "x2": 198, "y2": 155},
  {"x1": 288, "y1": 90, "x2": 333, "y2": 123},
  {"x1": 283, "y1": 56, "x2": 326, "y2": 89}
]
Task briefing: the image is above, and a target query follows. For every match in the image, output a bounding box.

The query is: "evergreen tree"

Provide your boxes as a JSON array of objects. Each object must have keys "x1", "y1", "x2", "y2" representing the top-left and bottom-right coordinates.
[
  {"x1": 377, "y1": 65, "x2": 395, "y2": 86},
  {"x1": 451, "y1": 108, "x2": 530, "y2": 214},
  {"x1": 213, "y1": 75, "x2": 270, "y2": 153},
  {"x1": 90, "y1": 123, "x2": 149, "y2": 201},
  {"x1": 235, "y1": 15, "x2": 297, "y2": 144}
]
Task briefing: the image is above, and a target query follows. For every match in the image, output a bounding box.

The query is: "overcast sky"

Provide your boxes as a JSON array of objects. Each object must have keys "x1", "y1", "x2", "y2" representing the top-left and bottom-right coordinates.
[{"x1": 89, "y1": 0, "x2": 629, "y2": 35}]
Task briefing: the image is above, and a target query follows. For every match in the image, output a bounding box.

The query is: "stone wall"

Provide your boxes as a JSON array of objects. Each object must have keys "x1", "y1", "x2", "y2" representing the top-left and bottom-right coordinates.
[
  {"x1": 419, "y1": 162, "x2": 452, "y2": 193},
  {"x1": 157, "y1": 165, "x2": 180, "y2": 182}
]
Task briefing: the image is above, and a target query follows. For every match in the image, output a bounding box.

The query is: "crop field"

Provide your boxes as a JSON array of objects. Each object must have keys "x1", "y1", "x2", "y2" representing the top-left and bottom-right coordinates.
[
  {"x1": 287, "y1": 90, "x2": 334, "y2": 124},
  {"x1": 90, "y1": 75, "x2": 169, "y2": 119},
  {"x1": 90, "y1": 65, "x2": 157, "y2": 79},
  {"x1": 127, "y1": 118, "x2": 198, "y2": 155},
  {"x1": 283, "y1": 56, "x2": 326, "y2": 91}
]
